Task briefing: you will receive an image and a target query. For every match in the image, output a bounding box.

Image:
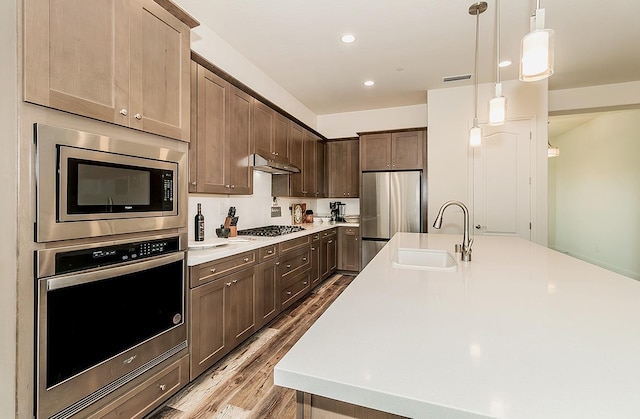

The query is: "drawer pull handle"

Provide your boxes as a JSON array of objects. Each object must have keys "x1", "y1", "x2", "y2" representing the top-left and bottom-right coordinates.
[
  {"x1": 328, "y1": 240, "x2": 333, "y2": 244},
  {"x1": 286, "y1": 264, "x2": 291, "y2": 268},
  {"x1": 232, "y1": 279, "x2": 238, "y2": 284},
  {"x1": 226, "y1": 282, "x2": 232, "y2": 287},
  {"x1": 243, "y1": 257, "x2": 249, "y2": 262},
  {"x1": 210, "y1": 268, "x2": 216, "y2": 273},
  {"x1": 159, "y1": 384, "x2": 166, "y2": 391},
  {"x1": 302, "y1": 257, "x2": 307, "y2": 261},
  {"x1": 286, "y1": 291, "x2": 292, "y2": 295}
]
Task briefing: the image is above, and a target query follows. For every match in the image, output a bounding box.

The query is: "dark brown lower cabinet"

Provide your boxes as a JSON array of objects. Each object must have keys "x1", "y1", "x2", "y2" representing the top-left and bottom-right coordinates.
[
  {"x1": 320, "y1": 229, "x2": 337, "y2": 280},
  {"x1": 338, "y1": 227, "x2": 361, "y2": 272},
  {"x1": 310, "y1": 233, "x2": 321, "y2": 286},
  {"x1": 189, "y1": 266, "x2": 255, "y2": 380},
  {"x1": 255, "y1": 258, "x2": 279, "y2": 329}
]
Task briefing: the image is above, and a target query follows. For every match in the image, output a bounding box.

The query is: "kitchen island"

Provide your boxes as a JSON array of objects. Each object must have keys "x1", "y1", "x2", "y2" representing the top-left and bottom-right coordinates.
[{"x1": 274, "y1": 232, "x2": 640, "y2": 419}]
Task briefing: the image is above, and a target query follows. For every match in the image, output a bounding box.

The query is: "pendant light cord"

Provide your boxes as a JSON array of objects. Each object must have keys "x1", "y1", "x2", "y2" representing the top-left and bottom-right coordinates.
[
  {"x1": 495, "y1": 0, "x2": 500, "y2": 84},
  {"x1": 473, "y1": 6, "x2": 480, "y2": 121}
]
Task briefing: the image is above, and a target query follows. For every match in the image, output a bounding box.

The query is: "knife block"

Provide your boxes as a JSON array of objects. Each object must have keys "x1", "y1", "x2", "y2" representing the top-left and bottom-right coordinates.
[{"x1": 224, "y1": 217, "x2": 237, "y2": 237}]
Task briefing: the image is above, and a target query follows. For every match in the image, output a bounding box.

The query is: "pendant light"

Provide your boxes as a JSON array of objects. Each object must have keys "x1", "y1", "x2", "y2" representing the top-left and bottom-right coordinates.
[
  {"x1": 520, "y1": 0, "x2": 555, "y2": 82},
  {"x1": 469, "y1": 2, "x2": 487, "y2": 147},
  {"x1": 547, "y1": 141, "x2": 560, "y2": 157},
  {"x1": 488, "y1": 0, "x2": 506, "y2": 126}
]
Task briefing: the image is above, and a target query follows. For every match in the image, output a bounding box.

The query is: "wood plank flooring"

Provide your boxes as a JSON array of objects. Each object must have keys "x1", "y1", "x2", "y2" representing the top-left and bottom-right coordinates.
[{"x1": 147, "y1": 273, "x2": 356, "y2": 419}]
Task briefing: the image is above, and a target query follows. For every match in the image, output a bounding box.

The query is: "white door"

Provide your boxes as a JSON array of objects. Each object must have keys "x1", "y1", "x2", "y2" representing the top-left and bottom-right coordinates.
[{"x1": 472, "y1": 119, "x2": 532, "y2": 240}]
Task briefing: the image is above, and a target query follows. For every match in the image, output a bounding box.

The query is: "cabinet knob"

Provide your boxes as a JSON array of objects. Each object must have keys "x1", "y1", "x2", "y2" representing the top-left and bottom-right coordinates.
[
  {"x1": 119, "y1": 109, "x2": 128, "y2": 116},
  {"x1": 191, "y1": 181, "x2": 197, "y2": 186},
  {"x1": 328, "y1": 240, "x2": 333, "y2": 244},
  {"x1": 286, "y1": 291, "x2": 292, "y2": 295},
  {"x1": 210, "y1": 268, "x2": 216, "y2": 273},
  {"x1": 275, "y1": 262, "x2": 280, "y2": 266},
  {"x1": 286, "y1": 264, "x2": 291, "y2": 268},
  {"x1": 311, "y1": 247, "x2": 315, "y2": 251},
  {"x1": 476, "y1": 224, "x2": 483, "y2": 229},
  {"x1": 232, "y1": 279, "x2": 238, "y2": 284},
  {"x1": 267, "y1": 250, "x2": 273, "y2": 254},
  {"x1": 302, "y1": 257, "x2": 307, "y2": 261},
  {"x1": 275, "y1": 152, "x2": 279, "y2": 155},
  {"x1": 303, "y1": 281, "x2": 308, "y2": 285},
  {"x1": 134, "y1": 113, "x2": 142, "y2": 120},
  {"x1": 159, "y1": 384, "x2": 166, "y2": 391},
  {"x1": 243, "y1": 257, "x2": 249, "y2": 262},
  {"x1": 226, "y1": 282, "x2": 231, "y2": 287},
  {"x1": 231, "y1": 185, "x2": 235, "y2": 189},
  {"x1": 225, "y1": 185, "x2": 230, "y2": 188}
]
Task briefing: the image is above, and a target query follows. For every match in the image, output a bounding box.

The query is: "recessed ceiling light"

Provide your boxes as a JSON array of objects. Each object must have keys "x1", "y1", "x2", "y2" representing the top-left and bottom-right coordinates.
[
  {"x1": 341, "y1": 34, "x2": 356, "y2": 43},
  {"x1": 498, "y1": 60, "x2": 512, "y2": 68},
  {"x1": 363, "y1": 80, "x2": 375, "y2": 87}
]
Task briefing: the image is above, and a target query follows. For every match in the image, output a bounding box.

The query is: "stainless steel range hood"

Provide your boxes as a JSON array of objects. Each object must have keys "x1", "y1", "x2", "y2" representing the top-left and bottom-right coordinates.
[{"x1": 250, "y1": 153, "x2": 300, "y2": 174}]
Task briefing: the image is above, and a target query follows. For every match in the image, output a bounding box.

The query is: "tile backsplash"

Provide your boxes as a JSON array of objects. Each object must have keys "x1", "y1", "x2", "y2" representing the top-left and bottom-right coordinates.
[{"x1": 188, "y1": 171, "x2": 359, "y2": 241}]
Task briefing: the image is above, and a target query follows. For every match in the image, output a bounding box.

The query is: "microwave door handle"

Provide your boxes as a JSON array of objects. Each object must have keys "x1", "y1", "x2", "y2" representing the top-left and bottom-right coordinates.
[
  {"x1": 106, "y1": 197, "x2": 114, "y2": 212},
  {"x1": 45, "y1": 251, "x2": 185, "y2": 291}
]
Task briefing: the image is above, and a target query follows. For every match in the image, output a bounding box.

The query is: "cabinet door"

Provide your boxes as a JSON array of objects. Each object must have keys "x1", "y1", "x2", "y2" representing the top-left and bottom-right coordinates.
[
  {"x1": 253, "y1": 100, "x2": 274, "y2": 159},
  {"x1": 344, "y1": 235, "x2": 361, "y2": 272},
  {"x1": 289, "y1": 123, "x2": 304, "y2": 196},
  {"x1": 189, "y1": 279, "x2": 227, "y2": 379},
  {"x1": 228, "y1": 86, "x2": 253, "y2": 194},
  {"x1": 360, "y1": 133, "x2": 391, "y2": 171},
  {"x1": 24, "y1": 0, "x2": 129, "y2": 125},
  {"x1": 321, "y1": 236, "x2": 337, "y2": 279},
  {"x1": 255, "y1": 260, "x2": 280, "y2": 329},
  {"x1": 327, "y1": 141, "x2": 344, "y2": 198},
  {"x1": 273, "y1": 113, "x2": 290, "y2": 163},
  {"x1": 391, "y1": 130, "x2": 425, "y2": 170},
  {"x1": 225, "y1": 268, "x2": 256, "y2": 347},
  {"x1": 129, "y1": 0, "x2": 191, "y2": 141},
  {"x1": 315, "y1": 140, "x2": 325, "y2": 198},
  {"x1": 310, "y1": 241, "x2": 321, "y2": 285},
  {"x1": 194, "y1": 64, "x2": 230, "y2": 194},
  {"x1": 302, "y1": 131, "x2": 317, "y2": 197},
  {"x1": 346, "y1": 140, "x2": 360, "y2": 197}
]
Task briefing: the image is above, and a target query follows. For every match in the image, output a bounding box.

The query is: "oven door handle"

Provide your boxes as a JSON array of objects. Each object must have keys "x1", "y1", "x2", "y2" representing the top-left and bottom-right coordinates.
[{"x1": 45, "y1": 252, "x2": 185, "y2": 291}]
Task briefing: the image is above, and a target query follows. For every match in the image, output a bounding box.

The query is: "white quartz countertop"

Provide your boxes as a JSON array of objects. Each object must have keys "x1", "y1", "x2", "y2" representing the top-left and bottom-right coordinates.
[
  {"x1": 187, "y1": 222, "x2": 359, "y2": 266},
  {"x1": 274, "y1": 232, "x2": 640, "y2": 419}
]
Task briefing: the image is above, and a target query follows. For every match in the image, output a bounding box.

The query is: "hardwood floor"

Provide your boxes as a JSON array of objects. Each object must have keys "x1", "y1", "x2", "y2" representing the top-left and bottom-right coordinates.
[{"x1": 147, "y1": 273, "x2": 356, "y2": 419}]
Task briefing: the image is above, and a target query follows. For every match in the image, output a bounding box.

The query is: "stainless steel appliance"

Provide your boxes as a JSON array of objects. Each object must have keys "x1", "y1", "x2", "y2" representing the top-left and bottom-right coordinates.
[
  {"x1": 329, "y1": 202, "x2": 345, "y2": 222},
  {"x1": 35, "y1": 233, "x2": 187, "y2": 419},
  {"x1": 237, "y1": 225, "x2": 306, "y2": 237},
  {"x1": 361, "y1": 171, "x2": 423, "y2": 267},
  {"x1": 35, "y1": 124, "x2": 187, "y2": 242}
]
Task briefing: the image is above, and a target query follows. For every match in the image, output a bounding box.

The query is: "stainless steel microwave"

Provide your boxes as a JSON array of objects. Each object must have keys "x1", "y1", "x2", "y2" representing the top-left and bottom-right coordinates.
[{"x1": 35, "y1": 124, "x2": 187, "y2": 242}]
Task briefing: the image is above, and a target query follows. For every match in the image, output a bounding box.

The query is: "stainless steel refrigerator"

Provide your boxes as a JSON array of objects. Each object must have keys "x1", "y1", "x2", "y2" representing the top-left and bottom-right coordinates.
[{"x1": 361, "y1": 171, "x2": 423, "y2": 267}]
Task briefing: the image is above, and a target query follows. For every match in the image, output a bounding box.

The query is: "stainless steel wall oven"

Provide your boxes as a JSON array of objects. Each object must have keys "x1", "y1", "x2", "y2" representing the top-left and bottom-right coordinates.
[
  {"x1": 35, "y1": 124, "x2": 187, "y2": 242},
  {"x1": 35, "y1": 233, "x2": 187, "y2": 419}
]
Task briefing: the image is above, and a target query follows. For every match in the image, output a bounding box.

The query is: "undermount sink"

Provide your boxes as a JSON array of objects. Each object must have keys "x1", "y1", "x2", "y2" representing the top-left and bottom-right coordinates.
[{"x1": 391, "y1": 248, "x2": 458, "y2": 272}]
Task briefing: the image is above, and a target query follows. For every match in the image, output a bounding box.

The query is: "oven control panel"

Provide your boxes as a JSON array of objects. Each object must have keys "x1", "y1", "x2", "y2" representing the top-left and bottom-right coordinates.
[{"x1": 54, "y1": 237, "x2": 180, "y2": 275}]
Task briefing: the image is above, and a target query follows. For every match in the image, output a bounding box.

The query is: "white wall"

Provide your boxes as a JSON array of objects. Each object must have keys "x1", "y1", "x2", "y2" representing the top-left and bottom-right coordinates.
[
  {"x1": 317, "y1": 104, "x2": 427, "y2": 138},
  {"x1": 549, "y1": 81, "x2": 640, "y2": 114},
  {"x1": 191, "y1": 24, "x2": 317, "y2": 129},
  {"x1": 427, "y1": 80, "x2": 549, "y2": 244},
  {"x1": 548, "y1": 109, "x2": 640, "y2": 280},
  {"x1": 1, "y1": 0, "x2": 17, "y2": 416}
]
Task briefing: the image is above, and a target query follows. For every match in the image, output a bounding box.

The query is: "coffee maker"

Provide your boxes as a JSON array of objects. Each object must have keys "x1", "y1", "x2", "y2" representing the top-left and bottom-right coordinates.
[{"x1": 330, "y1": 202, "x2": 346, "y2": 222}]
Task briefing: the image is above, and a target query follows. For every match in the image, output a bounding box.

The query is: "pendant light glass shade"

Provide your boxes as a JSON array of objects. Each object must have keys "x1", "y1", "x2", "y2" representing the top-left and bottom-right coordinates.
[
  {"x1": 488, "y1": 83, "x2": 506, "y2": 126},
  {"x1": 520, "y1": 6, "x2": 555, "y2": 82},
  {"x1": 470, "y1": 121, "x2": 482, "y2": 147}
]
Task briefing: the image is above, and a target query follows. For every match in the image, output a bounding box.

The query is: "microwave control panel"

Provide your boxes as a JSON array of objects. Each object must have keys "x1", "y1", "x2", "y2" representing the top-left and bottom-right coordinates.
[{"x1": 54, "y1": 237, "x2": 180, "y2": 275}]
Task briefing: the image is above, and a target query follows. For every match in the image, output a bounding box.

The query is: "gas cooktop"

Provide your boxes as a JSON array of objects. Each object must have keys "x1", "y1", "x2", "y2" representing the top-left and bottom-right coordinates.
[{"x1": 237, "y1": 225, "x2": 306, "y2": 237}]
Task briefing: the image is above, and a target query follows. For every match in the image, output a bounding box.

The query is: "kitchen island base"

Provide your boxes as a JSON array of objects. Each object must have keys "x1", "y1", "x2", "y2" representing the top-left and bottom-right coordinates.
[{"x1": 297, "y1": 392, "x2": 405, "y2": 419}]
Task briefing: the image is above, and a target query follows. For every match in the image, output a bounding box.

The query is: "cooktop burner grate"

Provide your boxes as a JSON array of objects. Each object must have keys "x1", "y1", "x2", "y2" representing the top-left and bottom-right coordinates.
[{"x1": 237, "y1": 225, "x2": 307, "y2": 237}]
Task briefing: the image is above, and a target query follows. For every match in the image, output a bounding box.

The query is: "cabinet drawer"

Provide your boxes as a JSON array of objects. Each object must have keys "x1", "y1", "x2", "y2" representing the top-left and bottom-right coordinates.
[
  {"x1": 191, "y1": 250, "x2": 257, "y2": 288},
  {"x1": 278, "y1": 247, "x2": 311, "y2": 283},
  {"x1": 341, "y1": 227, "x2": 359, "y2": 236},
  {"x1": 280, "y1": 270, "x2": 311, "y2": 309},
  {"x1": 87, "y1": 354, "x2": 189, "y2": 419},
  {"x1": 311, "y1": 232, "x2": 321, "y2": 242},
  {"x1": 259, "y1": 244, "x2": 279, "y2": 261},
  {"x1": 321, "y1": 228, "x2": 337, "y2": 239},
  {"x1": 279, "y1": 234, "x2": 311, "y2": 254}
]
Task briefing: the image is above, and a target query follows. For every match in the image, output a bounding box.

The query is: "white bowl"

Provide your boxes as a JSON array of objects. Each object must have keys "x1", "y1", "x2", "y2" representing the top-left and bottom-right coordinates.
[{"x1": 343, "y1": 215, "x2": 360, "y2": 223}]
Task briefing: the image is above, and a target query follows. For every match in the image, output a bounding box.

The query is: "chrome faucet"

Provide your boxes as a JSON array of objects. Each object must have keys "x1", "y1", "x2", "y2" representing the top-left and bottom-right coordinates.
[{"x1": 433, "y1": 200, "x2": 473, "y2": 261}]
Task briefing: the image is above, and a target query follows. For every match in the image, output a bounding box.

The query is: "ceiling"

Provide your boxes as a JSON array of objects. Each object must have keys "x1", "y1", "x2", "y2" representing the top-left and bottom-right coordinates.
[{"x1": 173, "y1": 0, "x2": 640, "y2": 116}]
